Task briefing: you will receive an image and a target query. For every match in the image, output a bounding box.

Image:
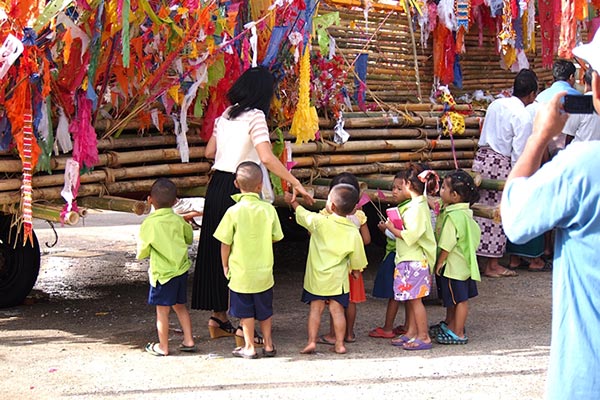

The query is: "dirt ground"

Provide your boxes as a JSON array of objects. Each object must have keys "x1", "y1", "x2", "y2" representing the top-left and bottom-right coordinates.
[{"x1": 0, "y1": 211, "x2": 553, "y2": 399}]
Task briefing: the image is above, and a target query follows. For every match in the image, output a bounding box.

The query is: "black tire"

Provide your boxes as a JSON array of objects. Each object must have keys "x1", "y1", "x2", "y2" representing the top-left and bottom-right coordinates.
[{"x1": 0, "y1": 215, "x2": 41, "y2": 308}]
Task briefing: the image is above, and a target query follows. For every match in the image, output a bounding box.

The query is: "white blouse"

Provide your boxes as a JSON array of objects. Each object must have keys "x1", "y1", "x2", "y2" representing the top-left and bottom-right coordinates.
[{"x1": 212, "y1": 107, "x2": 271, "y2": 173}]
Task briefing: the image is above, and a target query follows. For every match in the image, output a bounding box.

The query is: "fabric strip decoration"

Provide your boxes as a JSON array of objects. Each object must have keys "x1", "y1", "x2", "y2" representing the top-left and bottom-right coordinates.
[{"x1": 22, "y1": 87, "x2": 34, "y2": 245}]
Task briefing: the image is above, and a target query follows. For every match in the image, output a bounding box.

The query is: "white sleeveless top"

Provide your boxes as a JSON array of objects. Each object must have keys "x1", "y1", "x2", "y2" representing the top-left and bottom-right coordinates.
[{"x1": 212, "y1": 107, "x2": 271, "y2": 173}]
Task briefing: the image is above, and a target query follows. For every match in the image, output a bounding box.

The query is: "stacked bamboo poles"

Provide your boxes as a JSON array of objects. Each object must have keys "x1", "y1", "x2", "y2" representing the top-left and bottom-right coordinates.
[{"x1": 321, "y1": 3, "x2": 554, "y2": 104}]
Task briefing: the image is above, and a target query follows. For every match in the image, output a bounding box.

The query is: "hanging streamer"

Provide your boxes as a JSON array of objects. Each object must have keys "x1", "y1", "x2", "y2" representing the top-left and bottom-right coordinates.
[
  {"x1": 353, "y1": 53, "x2": 368, "y2": 111},
  {"x1": 22, "y1": 87, "x2": 34, "y2": 245}
]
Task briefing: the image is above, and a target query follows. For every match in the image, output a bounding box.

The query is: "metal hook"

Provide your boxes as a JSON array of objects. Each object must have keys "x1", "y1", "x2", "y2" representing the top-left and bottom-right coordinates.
[{"x1": 45, "y1": 220, "x2": 58, "y2": 248}]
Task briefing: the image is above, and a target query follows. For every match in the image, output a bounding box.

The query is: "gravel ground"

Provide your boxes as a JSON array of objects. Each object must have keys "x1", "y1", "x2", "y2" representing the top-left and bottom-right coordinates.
[{"x1": 0, "y1": 211, "x2": 552, "y2": 399}]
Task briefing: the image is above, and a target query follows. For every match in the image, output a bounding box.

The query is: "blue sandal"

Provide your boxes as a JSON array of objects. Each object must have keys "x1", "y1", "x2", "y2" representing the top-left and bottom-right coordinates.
[{"x1": 435, "y1": 325, "x2": 468, "y2": 345}]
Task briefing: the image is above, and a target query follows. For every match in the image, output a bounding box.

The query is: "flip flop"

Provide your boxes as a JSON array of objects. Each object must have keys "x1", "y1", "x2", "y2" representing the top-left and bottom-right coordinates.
[
  {"x1": 179, "y1": 343, "x2": 197, "y2": 352},
  {"x1": 344, "y1": 335, "x2": 356, "y2": 343},
  {"x1": 392, "y1": 325, "x2": 407, "y2": 335},
  {"x1": 484, "y1": 269, "x2": 518, "y2": 278},
  {"x1": 528, "y1": 261, "x2": 552, "y2": 272},
  {"x1": 262, "y1": 347, "x2": 277, "y2": 357},
  {"x1": 391, "y1": 335, "x2": 412, "y2": 347},
  {"x1": 317, "y1": 334, "x2": 335, "y2": 345},
  {"x1": 403, "y1": 338, "x2": 432, "y2": 351},
  {"x1": 232, "y1": 346, "x2": 258, "y2": 359},
  {"x1": 145, "y1": 342, "x2": 166, "y2": 356},
  {"x1": 368, "y1": 327, "x2": 395, "y2": 338}
]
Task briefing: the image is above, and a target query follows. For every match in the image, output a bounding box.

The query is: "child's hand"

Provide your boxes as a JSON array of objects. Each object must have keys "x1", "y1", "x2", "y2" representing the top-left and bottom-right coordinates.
[
  {"x1": 377, "y1": 221, "x2": 387, "y2": 232},
  {"x1": 435, "y1": 264, "x2": 443, "y2": 276},
  {"x1": 384, "y1": 218, "x2": 394, "y2": 231},
  {"x1": 284, "y1": 191, "x2": 294, "y2": 204},
  {"x1": 223, "y1": 266, "x2": 229, "y2": 279}
]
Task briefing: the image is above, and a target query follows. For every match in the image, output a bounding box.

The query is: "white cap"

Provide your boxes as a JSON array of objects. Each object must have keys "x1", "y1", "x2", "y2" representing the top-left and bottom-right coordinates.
[{"x1": 572, "y1": 30, "x2": 600, "y2": 71}]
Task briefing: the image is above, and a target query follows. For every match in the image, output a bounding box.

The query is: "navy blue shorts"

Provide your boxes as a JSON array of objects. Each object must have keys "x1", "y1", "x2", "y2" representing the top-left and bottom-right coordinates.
[
  {"x1": 372, "y1": 252, "x2": 396, "y2": 299},
  {"x1": 148, "y1": 272, "x2": 188, "y2": 306},
  {"x1": 301, "y1": 289, "x2": 349, "y2": 309},
  {"x1": 229, "y1": 288, "x2": 274, "y2": 321},
  {"x1": 437, "y1": 272, "x2": 478, "y2": 307}
]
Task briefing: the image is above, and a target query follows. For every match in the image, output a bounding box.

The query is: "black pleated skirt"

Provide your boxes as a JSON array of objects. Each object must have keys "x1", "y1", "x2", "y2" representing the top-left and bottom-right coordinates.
[{"x1": 191, "y1": 170, "x2": 239, "y2": 311}]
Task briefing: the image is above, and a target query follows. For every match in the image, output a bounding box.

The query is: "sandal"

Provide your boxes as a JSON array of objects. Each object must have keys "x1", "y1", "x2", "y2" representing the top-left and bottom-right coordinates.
[
  {"x1": 368, "y1": 327, "x2": 395, "y2": 339},
  {"x1": 392, "y1": 325, "x2": 407, "y2": 336},
  {"x1": 435, "y1": 324, "x2": 468, "y2": 345},
  {"x1": 232, "y1": 346, "x2": 258, "y2": 359},
  {"x1": 428, "y1": 321, "x2": 447, "y2": 337},
  {"x1": 402, "y1": 338, "x2": 432, "y2": 351},
  {"x1": 208, "y1": 317, "x2": 236, "y2": 339},
  {"x1": 145, "y1": 342, "x2": 167, "y2": 356},
  {"x1": 234, "y1": 326, "x2": 264, "y2": 348},
  {"x1": 391, "y1": 335, "x2": 412, "y2": 347}
]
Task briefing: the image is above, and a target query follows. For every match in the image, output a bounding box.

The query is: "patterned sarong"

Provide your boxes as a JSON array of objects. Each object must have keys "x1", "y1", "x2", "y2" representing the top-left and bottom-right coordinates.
[{"x1": 472, "y1": 147, "x2": 511, "y2": 257}]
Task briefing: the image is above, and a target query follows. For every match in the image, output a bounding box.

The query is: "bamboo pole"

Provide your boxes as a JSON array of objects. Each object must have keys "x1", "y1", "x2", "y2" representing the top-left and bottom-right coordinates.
[
  {"x1": 291, "y1": 160, "x2": 472, "y2": 178},
  {"x1": 0, "y1": 162, "x2": 211, "y2": 191},
  {"x1": 0, "y1": 176, "x2": 209, "y2": 205},
  {"x1": 292, "y1": 151, "x2": 475, "y2": 167},
  {"x1": 1, "y1": 147, "x2": 208, "y2": 173},
  {"x1": 32, "y1": 204, "x2": 80, "y2": 225},
  {"x1": 78, "y1": 196, "x2": 150, "y2": 215},
  {"x1": 96, "y1": 135, "x2": 205, "y2": 150},
  {"x1": 289, "y1": 138, "x2": 477, "y2": 155}
]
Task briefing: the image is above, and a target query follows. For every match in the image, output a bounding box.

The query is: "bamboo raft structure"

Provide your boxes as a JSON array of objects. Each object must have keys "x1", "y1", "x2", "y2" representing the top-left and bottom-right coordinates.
[{"x1": 0, "y1": 109, "x2": 508, "y2": 222}]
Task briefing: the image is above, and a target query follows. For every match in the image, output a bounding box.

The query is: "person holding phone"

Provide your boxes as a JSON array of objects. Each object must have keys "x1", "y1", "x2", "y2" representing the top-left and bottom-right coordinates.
[
  {"x1": 501, "y1": 32, "x2": 600, "y2": 399},
  {"x1": 562, "y1": 69, "x2": 600, "y2": 145}
]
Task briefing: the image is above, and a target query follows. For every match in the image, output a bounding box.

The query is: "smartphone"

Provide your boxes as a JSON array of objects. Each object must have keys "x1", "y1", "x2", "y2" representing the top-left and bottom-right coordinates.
[{"x1": 563, "y1": 95, "x2": 595, "y2": 114}]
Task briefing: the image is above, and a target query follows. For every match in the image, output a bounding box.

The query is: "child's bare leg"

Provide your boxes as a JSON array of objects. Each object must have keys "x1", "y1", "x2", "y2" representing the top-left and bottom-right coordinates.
[
  {"x1": 448, "y1": 301, "x2": 468, "y2": 338},
  {"x1": 345, "y1": 302, "x2": 357, "y2": 341},
  {"x1": 329, "y1": 300, "x2": 347, "y2": 354},
  {"x1": 172, "y1": 303, "x2": 194, "y2": 347},
  {"x1": 445, "y1": 305, "x2": 455, "y2": 326},
  {"x1": 404, "y1": 299, "x2": 431, "y2": 348},
  {"x1": 156, "y1": 305, "x2": 171, "y2": 355},
  {"x1": 259, "y1": 317, "x2": 274, "y2": 352},
  {"x1": 403, "y1": 301, "x2": 417, "y2": 338},
  {"x1": 240, "y1": 317, "x2": 256, "y2": 355},
  {"x1": 323, "y1": 314, "x2": 335, "y2": 343},
  {"x1": 301, "y1": 300, "x2": 325, "y2": 354},
  {"x1": 381, "y1": 299, "x2": 400, "y2": 332}
]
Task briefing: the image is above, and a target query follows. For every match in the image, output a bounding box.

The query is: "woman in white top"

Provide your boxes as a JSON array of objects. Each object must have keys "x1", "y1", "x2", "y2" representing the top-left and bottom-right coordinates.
[{"x1": 191, "y1": 67, "x2": 314, "y2": 337}]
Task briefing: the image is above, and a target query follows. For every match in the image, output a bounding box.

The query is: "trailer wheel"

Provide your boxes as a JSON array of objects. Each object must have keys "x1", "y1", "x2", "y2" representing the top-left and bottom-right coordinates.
[{"x1": 0, "y1": 216, "x2": 41, "y2": 308}]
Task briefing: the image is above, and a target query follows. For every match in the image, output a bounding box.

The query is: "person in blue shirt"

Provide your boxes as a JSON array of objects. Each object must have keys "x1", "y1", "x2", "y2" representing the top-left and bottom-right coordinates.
[{"x1": 501, "y1": 33, "x2": 600, "y2": 400}]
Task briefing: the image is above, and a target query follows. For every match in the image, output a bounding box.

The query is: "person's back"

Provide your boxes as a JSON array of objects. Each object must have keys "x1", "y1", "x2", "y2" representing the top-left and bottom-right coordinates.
[
  {"x1": 137, "y1": 178, "x2": 195, "y2": 356},
  {"x1": 214, "y1": 161, "x2": 282, "y2": 359},
  {"x1": 300, "y1": 205, "x2": 366, "y2": 295},
  {"x1": 214, "y1": 189, "x2": 282, "y2": 294},
  {"x1": 503, "y1": 141, "x2": 600, "y2": 399}
]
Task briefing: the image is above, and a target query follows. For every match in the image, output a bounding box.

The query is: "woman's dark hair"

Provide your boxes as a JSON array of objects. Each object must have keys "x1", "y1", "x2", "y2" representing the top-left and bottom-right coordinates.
[
  {"x1": 394, "y1": 163, "x2": 437, "y2": 195},
  {"x1": 330, "y1": 172, "x2": 360, "y2": 192},
  {"x1": 227, "y1": 66, "x2": 276, "y2": 119},
  {"x1": 444, "y1": 169, "x2": 480, "y2": 205}
]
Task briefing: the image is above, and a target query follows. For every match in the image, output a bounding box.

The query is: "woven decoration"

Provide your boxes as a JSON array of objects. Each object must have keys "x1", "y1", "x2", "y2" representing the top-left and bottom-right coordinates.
[{"x1": 290, "y1": 44, "x2": 319, "y2": 144}]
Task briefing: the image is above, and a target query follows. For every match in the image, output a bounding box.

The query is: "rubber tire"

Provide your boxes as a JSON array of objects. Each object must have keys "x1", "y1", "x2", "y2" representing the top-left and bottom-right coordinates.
[{"x1": 0, "y1": 215, "x2": 41, "y2": 308}]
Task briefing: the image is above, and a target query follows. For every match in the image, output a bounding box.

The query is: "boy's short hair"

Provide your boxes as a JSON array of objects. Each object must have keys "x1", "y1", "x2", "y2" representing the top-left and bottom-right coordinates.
[
  {"x1": 552, "y1": 59, "x2": 576, "y2": 82},
  {"x1": 235, "y1": 161, "x2": 263, "y2": 192},
  {"x1": 151, "y1": 178, "x2": 177, "y2": 208},
  {"x1": 330, "y1": 183, "x2": 359, "y2": 216}
]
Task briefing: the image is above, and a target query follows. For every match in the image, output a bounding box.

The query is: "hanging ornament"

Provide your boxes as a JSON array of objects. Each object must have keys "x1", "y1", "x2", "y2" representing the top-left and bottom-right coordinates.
[
  {"x1": 22, "y1": 87, "x2": 34, "y2": 245},
  {"x1": 498, "y1": 0, "x2": 517, "y2": 68},
  {"x1": 290, "y1": 44, "x2": 319, "y2": 144}
]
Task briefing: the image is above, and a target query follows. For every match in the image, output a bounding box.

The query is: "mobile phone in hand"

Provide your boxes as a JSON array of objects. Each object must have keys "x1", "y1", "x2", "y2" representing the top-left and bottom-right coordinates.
[{"x1": 563, "y1": 95, "x2": 595, "y2": 114}]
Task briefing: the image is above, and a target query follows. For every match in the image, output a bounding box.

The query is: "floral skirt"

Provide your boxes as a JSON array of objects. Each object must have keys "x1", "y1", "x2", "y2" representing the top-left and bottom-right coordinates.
[{"x1": 393, "y1": 260, "x2": 431, "y2": 301}]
